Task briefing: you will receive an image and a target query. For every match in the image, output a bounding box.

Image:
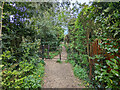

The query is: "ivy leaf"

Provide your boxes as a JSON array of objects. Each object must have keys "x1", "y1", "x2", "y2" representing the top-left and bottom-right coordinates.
[
  {"x1": 114, "y1": 48, "x2": 118, "y2": 52},
  {"x1": 98, "y1": 7, "x2": 102, "y2": 9},
  {"x1": 95, "y1": 76, "x2": 98, "y2": 80},
  {"x1": 98, "y1": 43, "x2": 102, "y2": 46},
  {"x1": 104, "y1": 7, "x2": 111, "y2": 12},
  {"x1": 106, "y1": 60, "x2": 111, "y2": 66},
  {"x1": 114, "y1": 13, "x2": 120, "y2": 18},
  {"x1": 111, "y1": 69, "x2": 119, "y2": 77},
  {"x1": 110, "y1": 79, "x2": 113, "y2": 84}
]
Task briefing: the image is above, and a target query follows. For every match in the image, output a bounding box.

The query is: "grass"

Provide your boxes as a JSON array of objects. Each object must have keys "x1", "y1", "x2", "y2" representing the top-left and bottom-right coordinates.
[
  {"x1": 65, "y1": 60, "x2": 69, "y2": 63},
  {"x1": 67, "y1": 60, "x2": 92, "y2": 88},
  {"x1": 49, "y1": 51, "x2": 59, "y2": 59},
  {"x1": 56, "y1": 59, "x2": 62, "y2": 63}
]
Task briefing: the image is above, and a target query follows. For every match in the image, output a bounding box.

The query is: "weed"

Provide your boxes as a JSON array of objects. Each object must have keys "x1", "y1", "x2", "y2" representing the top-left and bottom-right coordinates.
[{"x1": 56, "y1": 59, "x2": 62, "y2": 63}]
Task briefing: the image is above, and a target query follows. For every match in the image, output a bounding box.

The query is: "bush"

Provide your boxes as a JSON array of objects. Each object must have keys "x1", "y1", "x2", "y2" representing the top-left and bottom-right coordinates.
[
  {"x1": 74, "y1": 64, "x2": 89, "y2": 81},
  {"x1": 2, "y1": 41, "x2": 45, "y2": 89},
  {"x1": 22, "y1": 63, "x2": 44, "y2": 88}
]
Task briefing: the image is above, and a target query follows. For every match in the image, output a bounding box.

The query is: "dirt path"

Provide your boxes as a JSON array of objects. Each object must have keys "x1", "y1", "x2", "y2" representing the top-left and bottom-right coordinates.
[{"x1": 43, "y1": 45, "x2": 85, "y2": 88}]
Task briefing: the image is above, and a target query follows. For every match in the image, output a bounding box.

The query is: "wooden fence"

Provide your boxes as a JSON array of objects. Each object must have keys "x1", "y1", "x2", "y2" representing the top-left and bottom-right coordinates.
[
  {"x1": 89, "y1": 39, "x2": 120, "y2": 79},
  {"x1": 39, "y1": 44, "x2": 62, "y2": 60}
]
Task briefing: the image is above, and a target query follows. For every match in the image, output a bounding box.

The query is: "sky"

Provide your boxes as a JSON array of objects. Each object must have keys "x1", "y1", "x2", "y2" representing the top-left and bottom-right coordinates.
[
  {"x1": 59, "y1": 0, "x2": 90, "y2": 4},
  {"x1": 70, "y1": 0, "x2": 90, "y2": 4},
  {"x1": 62, "y1": 0, "x2": 90, "y2": 35}
]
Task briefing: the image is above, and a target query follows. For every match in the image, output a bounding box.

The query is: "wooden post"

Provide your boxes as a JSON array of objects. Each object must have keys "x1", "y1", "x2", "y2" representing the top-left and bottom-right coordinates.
[
  {"x1": 47, "y1": 44, "x2": 49, "y2": 59},
  {"x1": 42, "y1": 44, "x2": 44, "y2": 60},
  {"x1": 59, "y1": 45, "x2": 61, "y2": 60},
  {"x1": 86, "y1": 31, "x2": 92, "y2": 80},
  {"x1": 60, "y1": 52, "x2": 61, "y2": 60}
]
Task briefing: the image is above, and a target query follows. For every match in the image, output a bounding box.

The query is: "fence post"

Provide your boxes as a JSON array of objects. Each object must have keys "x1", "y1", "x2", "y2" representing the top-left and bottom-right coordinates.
[
  {"x1": 59, "y1": 45, "x2": 61, "y2": 61},
  {"x1": 42, "y1": 44, "x2": 44, "y2": 60},
  {"x1": 47, "y1": 44, "x2": 49, "y2": 59}
]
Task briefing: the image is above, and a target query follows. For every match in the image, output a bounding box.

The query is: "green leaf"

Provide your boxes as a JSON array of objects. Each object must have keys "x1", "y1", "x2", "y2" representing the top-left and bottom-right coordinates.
[
  {"x1": 98, "y1": 43, "x2": 102, "y2": 46},
  {"x1": 111, "y1": 69, "x2": 119, "y2": 77},
  {"x1": 104, "y1": 7, "x2": 111, "y2": 12},
  {"x1": 114, "y1": 48, "x2": 118, "y2": 52},
  {"x1": 106, "y1": 60, "x2": 111, "y2": 66},
  {"x1": 98, "y1": 7, "x2": 102, "y2": 9}
]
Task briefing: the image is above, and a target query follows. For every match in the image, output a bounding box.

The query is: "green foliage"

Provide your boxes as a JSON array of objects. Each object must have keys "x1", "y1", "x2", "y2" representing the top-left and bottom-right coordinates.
[
  {"x1": 66, "y1": 2, "x2": 120, "y2": 89},
  {"x1": 2, "y1": 40, "x2": 44, "y2": 89},
  {"x1": 56, "y1": 59, "x2": 62, "y2": 63},
  {"x1": 92, "y1": 40, "x2": 120, "y2": 88},
  {"x1": 94, "y1": 61, "x2": 119, "y2": 88},
  {"x1": 2, "y1": 62, "x2": 44, "y2": 88},
  {"x1": 68, "y1": 60, "x2": 90, "y2": 87},
  {"x1": 40, "y1": 60, "x2": 46, "y2": 66},
  {"x1": 49, "y1": 51, "x2": 59, "y2": 59},
  {"x1": 74, "y1": 64, "x2": 89, "y2": 81},
  {"x1": 65, "y1": 60, "x2": 69, "y2": 63},
  {"x1": 2, "y1": 2, "x2": 64, "y2": 89},
  {"x1": 69, "y1": 60, "x2": 76, "y2": 67},
  {"x1": 22, "y1": 63, "x2": 44, "y2": 88},
  {"x1": 66, "y1": 13, "x2": 89, "y2": 69},
  {"x1": 2, "y1": 2, "x2": 45, "y2": 89},
  {"x1": 2, "y1": 1, "x2": 120, "y2": 89}
]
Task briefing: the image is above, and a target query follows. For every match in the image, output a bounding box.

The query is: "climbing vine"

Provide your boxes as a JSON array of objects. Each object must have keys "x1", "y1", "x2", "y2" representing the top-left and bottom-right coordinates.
[{"x1": 66, "y1": 2, "x2": 120, "y2": 88}]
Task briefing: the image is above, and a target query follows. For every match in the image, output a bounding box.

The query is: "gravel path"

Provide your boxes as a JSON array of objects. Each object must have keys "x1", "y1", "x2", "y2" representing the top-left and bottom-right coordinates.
[{"x1": 43, "y1": 45, "x2": 85, "y2": 88}]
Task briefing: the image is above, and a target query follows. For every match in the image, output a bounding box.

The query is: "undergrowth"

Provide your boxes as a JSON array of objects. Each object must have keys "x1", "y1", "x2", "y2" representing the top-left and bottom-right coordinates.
[
  {"x1": 56, "y1": 59, "x2": 62, "y2": 63},
  {"x1": 44, "y1": 51, "x2": 59, "y2": 59},
  {"x1": 68, "y1": 60, "x2": 92, "y2": 88}
]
